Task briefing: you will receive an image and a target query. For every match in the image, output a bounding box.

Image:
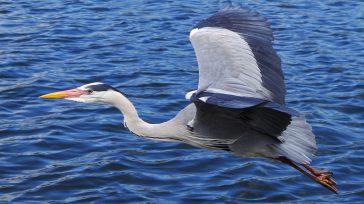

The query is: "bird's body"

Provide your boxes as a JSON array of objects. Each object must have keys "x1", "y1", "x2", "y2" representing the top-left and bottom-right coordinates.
[{"x1": 40, "y1": 7, "x2": 338, "y2": 194}]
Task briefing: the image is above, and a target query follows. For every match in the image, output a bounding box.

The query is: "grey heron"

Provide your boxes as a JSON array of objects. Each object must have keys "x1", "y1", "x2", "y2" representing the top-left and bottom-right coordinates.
[{"x1": 40, "y1": 7, "x2": 337, "y2": 194}]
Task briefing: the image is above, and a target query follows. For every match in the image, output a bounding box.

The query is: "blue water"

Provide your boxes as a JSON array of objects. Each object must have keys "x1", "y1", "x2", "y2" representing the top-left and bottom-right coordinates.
[{"x1": 1, "y1": 0, "x2": 363, "y2": 203}]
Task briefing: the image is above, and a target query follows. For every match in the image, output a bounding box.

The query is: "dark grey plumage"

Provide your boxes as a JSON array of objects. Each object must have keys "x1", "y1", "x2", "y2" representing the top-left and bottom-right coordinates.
[{"x1": 185, "y1": 7, "x2": 315, "y2": 163}]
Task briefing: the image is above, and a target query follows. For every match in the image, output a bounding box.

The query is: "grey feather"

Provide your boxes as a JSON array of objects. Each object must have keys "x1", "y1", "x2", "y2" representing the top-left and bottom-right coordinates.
[{"x1": 191, "y1": 7, "x2": 285, "y2": 104}]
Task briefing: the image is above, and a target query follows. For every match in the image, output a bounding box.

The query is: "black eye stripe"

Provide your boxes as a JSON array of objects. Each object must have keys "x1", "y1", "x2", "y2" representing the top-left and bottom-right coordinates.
[
  {"x1": 84, "y1": 83, "x2": 125, "y2": 95},
  {"x1": 86, "y1": 84, "x2": 112, "y2": 91}
]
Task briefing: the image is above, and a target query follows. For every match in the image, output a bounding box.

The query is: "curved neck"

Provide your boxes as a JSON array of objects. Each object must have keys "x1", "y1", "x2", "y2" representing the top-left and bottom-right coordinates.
[
  {"x1": 110, "y1": 92, "x2": 148, "y2": 135},
  {"x1": 107, "y1": 92, "x2": 228, "y2": 149},
  {"x1": 109, "y1": 92, "x2": 178, "y2": 140}
]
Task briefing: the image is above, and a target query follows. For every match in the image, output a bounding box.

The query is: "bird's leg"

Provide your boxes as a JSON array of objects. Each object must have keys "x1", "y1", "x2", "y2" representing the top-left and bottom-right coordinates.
[
  {"x1": 274, "y1": 157, "x2": 338, "y2": 194},
  {"x1": 302, "y1": 163, "x2": 337, "y2": 185}
]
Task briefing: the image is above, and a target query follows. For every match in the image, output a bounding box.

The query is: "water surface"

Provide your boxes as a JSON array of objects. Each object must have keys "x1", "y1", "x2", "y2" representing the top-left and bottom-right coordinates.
[{"x1": 0, "y1": 0, "x2": 363, "y2": 203}]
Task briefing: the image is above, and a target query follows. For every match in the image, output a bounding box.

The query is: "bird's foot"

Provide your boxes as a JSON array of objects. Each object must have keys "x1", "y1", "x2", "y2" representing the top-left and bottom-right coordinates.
[
  {"x1": 275, "y1": 157, "x2": 338, "y2": 194},
  {"x1": 302, "y1": 163, "x2": 337, "y2": 190}
]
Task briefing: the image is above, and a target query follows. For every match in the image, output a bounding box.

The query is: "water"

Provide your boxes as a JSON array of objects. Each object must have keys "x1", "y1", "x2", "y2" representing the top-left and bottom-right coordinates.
[{"x1": 0, "y1": 0, "x2": 363, "y2": 203}]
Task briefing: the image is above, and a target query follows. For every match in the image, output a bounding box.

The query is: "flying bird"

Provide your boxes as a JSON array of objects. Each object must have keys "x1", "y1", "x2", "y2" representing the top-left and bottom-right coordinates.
[{"x1": 40, "y1": 7, "x2": 337, "y2": 194}]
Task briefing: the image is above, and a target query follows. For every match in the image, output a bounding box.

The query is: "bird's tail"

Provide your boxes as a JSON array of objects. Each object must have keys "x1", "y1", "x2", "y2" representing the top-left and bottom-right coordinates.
[
  {"x1": 270, "y1": 116, "x2": 337, "y2": 194},
  {"x1": 271, "y1": 116, "x2": 317, "y2": 164}
]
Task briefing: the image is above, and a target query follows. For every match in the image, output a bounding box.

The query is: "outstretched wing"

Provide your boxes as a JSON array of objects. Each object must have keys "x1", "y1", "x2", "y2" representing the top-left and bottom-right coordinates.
[
  {"x1": 188, "y1": 7, "x2": 285, "y2": 104},
  {"x1": 185, "y1": 8, "x2": 316, "y2": 164}
]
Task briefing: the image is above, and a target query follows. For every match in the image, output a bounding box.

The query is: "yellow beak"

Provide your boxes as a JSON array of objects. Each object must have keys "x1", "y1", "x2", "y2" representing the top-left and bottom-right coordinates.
[{"x1": 39, "y1": 89, "x2": 86, "y2": 99}]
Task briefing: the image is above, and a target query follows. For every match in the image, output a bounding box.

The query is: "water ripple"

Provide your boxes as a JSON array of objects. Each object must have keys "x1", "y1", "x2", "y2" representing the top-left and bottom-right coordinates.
[{"x1": 0, "y1": 0, "x2": 363, "y2": 203}]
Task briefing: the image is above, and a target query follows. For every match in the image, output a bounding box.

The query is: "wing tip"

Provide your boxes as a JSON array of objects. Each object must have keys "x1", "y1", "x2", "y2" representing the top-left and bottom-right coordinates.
[{"x1": 191, "y1": 6, "x2": 274, "y2": 42}]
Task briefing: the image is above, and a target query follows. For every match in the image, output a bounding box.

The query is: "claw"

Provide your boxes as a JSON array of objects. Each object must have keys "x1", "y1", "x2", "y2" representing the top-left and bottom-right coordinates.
[
  {"x1": 276, "y1": 157, "x2": 338, "y2": 194},
  {"x1": 329, "y1": 178, "x2": 337, "y2": 185},
  {"x1": 317, "y1": 171, "x2": 337, "y2": 186},
  {"x1": 303, "y1": 165, "x2": 338, "y2": 194}
]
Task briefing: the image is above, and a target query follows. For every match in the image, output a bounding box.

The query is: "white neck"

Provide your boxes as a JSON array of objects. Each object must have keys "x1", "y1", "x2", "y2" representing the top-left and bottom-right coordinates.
[
  {"x1": 109, "y1": 92, "x2": 146, "y2": 134},
  {"x1": 109, "y1": 92, "x2": 180, "y2": 141},
  {"x1": 107, "y1": 91, "x2": 224, "y2": 149}
]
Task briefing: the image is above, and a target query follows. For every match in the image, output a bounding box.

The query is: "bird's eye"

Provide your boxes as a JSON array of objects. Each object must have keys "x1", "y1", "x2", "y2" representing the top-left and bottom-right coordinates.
[{"x1": 87, "y1": 89, "x2": 93, "y2": 94}]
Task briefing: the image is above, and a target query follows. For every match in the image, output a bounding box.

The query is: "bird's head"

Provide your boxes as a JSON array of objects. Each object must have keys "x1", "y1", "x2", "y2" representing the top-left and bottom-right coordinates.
[{"x1": 40, "y1": 82, "x2": 121, "y2": 104}]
